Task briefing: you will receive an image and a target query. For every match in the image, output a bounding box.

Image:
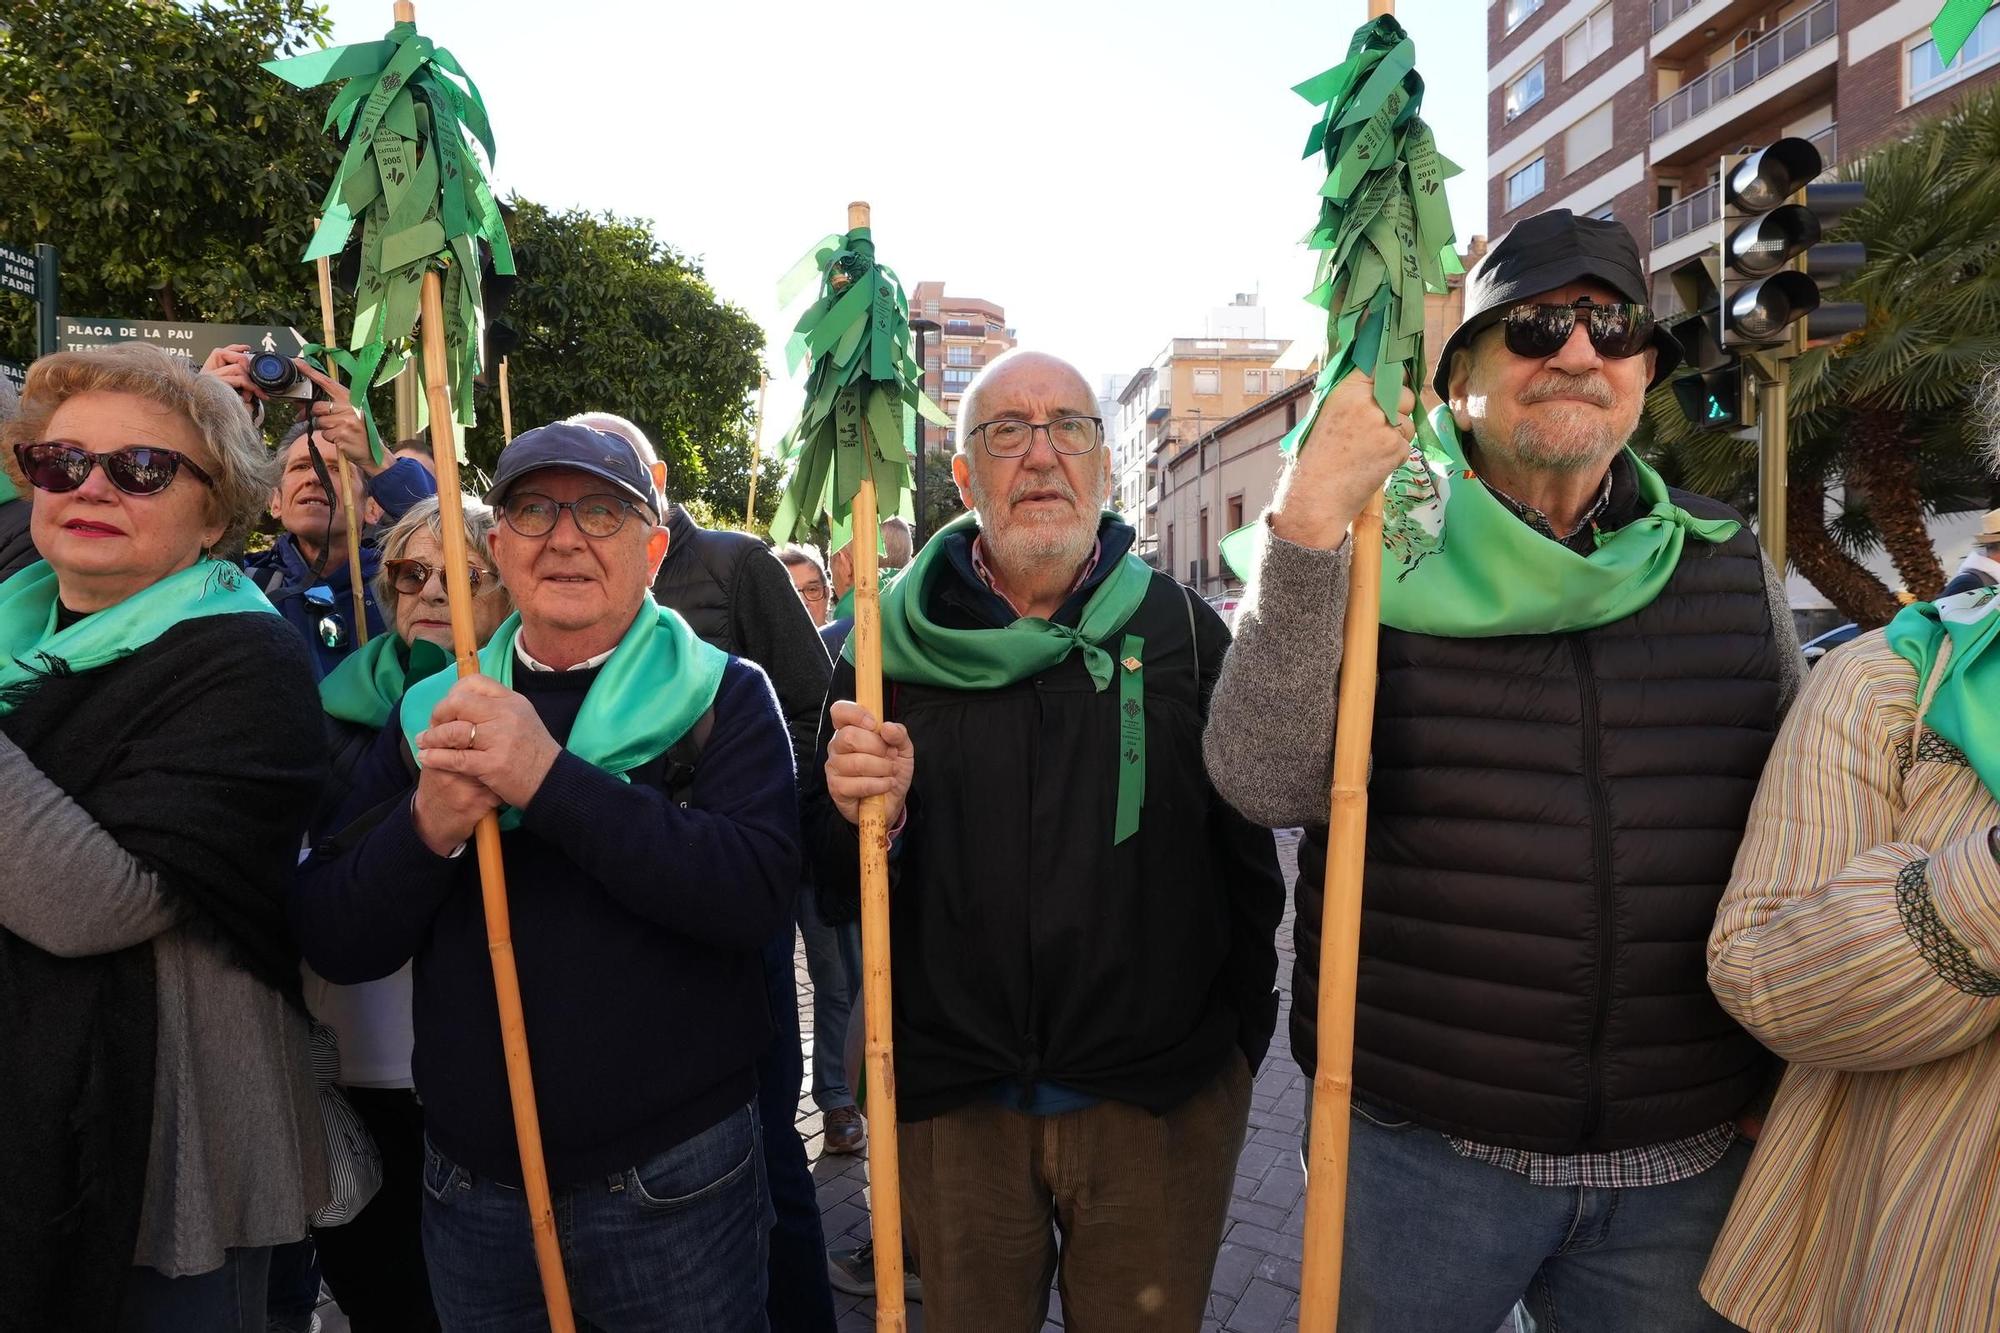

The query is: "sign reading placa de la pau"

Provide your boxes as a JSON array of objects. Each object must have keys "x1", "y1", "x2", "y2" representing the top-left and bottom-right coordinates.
[{"x1": 60, "y1": 319, "x2": 309, "y2": 367}]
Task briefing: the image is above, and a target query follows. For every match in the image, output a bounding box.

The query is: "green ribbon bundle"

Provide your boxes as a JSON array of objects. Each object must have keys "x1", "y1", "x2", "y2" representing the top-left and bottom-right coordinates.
[
  {"x1": 1219, "y1": 14, "x2": 1464, "y2": 582},
  {"x1": 769, "y1": 228, "x2": 951, "y2": 544},
  {"x1": 1932, "y1": 0, "x2": 1991, "y2": 64},
  {"x1": 263, "y1": 21, "x2": 515, "y2": 461}
]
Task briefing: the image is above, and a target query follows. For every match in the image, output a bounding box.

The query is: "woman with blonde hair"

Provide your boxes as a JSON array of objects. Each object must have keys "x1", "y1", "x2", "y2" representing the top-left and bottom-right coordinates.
[
  {"x1": 1702, "y1": 368, "x2": 2000, "y2": 1332},
  {"x1": 0, "y1": 343, "x2": 328, "y2": 1330}
]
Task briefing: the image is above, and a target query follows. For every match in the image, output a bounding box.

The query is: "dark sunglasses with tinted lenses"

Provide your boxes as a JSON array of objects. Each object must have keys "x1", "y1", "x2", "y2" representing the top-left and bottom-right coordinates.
[
  {"x1": 383, "y1": 558, "x2": 493, "y2": 596},
  {"x1": 14, "y1": 442, "x2": 217, "y2": 497},
  {"x1": 1501, "y1": 299, "x2": 1656, "y2": 361}
]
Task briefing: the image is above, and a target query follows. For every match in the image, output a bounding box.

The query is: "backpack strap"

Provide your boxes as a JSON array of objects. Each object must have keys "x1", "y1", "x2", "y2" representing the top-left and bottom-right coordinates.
[{"x1": 660, "y1": 704, "x2": 716, "y2": 808}]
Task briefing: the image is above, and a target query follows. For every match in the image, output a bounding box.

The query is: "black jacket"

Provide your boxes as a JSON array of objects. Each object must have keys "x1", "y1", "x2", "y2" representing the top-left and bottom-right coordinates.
[
  {"x1": 0, "y1": 498, "x2": 34, "y2": 585},
  {"x1": 804, "y1": 521, "x2": 1286, "y2": 1122},
  {"x1": 652, "y1": 505, "x2": 830, "y2": 773},
  {"x1": 1293, "y1": 467, "x2": 1784, "y2": 1153}
]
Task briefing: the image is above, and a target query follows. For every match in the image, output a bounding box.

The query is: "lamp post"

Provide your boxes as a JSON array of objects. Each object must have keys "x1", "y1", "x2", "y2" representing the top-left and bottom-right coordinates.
[{"x1": 910, "y1": 317, "x2": 941, "y2": 545}]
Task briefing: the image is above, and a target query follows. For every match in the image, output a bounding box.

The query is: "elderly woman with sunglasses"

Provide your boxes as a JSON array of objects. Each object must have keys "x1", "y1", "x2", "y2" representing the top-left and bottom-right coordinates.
[
  {"x1": 0, "y1": 344, "x2": 328, "y2": 1332},
  {"x1": 302, "y1": 493, "x2": 509, "y2": 1332}
]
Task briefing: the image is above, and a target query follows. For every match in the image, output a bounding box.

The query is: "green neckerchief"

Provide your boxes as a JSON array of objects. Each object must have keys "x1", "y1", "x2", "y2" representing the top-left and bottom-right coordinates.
[
  {"x1": 0, "y1": 469, "x2": 19, "y2": 505},
  {"x1": 852, "y1": 511, "x2": 1156, "y2": 842},
  {"x1": 1886, "y1": 588, "x2": 2000, "y2": 800},
  {"x1": 832, "y1": 587, "x2": 855, "y2": 621},
  {"x1": 1375, "y1": 406, "x2": 1740, "y2": 637},
  {"x1": 400, "y1": 597, "x2": 727, "y2": 827},
  {"x1": 0, "y1": 559, "x2": 277, "y2": 715},
  {"x1": 319, "y1": 633, "x2": 451, "y2": 728}
]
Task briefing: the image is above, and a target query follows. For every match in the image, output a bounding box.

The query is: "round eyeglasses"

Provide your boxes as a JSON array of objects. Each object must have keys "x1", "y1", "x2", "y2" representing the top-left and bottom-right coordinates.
[
  {"x1": 499, "y1": 492, "x2": 645, "y2": 540},
  {"x1": 970, "y1": 416, "x2": 1104, "y2": 458}
]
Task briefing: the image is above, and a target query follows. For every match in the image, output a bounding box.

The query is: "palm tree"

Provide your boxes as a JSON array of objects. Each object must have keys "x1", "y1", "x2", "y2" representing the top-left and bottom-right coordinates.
[{"x1": 1645, "y1": 84, "x2": 2000, "y2": 627}]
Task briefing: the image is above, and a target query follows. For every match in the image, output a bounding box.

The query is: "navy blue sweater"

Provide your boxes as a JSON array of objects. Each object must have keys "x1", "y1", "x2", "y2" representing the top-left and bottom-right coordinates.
[{"x1": 292, "y1": 655, "x2": 800, "y2": 1187}]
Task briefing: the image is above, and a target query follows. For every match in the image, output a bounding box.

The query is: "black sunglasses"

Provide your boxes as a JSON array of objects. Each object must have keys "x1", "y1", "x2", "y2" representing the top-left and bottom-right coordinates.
[
  {"x1": 1500, "y1": 299, "x2": 1656, "y2": 361},
  {"x1": 15, "y1": 442, "x2": 217, "y2": 497}
]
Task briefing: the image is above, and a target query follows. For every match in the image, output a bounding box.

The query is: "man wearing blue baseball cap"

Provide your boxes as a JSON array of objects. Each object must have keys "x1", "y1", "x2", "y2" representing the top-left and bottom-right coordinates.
[{"x1": 294, "y1": 421, "x2": 801, "y2": 1329}]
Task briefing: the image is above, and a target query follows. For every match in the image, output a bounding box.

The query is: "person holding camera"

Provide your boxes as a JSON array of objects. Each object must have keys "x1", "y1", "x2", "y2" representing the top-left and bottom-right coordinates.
[{"x1": 203, "y1": 345, "x2": 437, "y2": 679}]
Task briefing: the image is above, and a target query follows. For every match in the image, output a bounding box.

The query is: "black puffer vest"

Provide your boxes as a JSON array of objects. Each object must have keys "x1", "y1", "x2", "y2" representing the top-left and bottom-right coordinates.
[
  {"x1": 650, "y1": 506, "x2": 759, "y2": 652},
  {"x1": 1294, "y1": 484, "x2": 1783, "y2": 1153}
]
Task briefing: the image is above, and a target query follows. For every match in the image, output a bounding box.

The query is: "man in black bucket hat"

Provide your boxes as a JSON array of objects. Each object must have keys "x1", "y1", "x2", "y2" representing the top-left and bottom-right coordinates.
[{"x1": 1204, "y1": 209, "x2": 1799, "y2": 1331}]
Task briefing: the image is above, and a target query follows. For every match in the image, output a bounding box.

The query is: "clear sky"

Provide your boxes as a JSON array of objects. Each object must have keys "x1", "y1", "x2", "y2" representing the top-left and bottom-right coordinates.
[{"x1": 316, "y1": 0, "x2": 1490, "y2": 424}]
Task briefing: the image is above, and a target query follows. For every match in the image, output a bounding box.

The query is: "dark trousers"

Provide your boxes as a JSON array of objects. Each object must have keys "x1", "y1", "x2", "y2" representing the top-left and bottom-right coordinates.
[
  {"x1": 316, "y1": 1086, "x2": 440, "y2": 1332},
  {"x1": 758, "y1": 919, "x2": 838, "y2": 1331},
  {"x1": 120, "y1": 1247, "x2": 272, "y2": 1333}
]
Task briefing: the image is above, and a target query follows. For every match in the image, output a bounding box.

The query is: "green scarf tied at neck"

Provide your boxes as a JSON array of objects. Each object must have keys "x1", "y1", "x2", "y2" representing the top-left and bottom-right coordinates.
[
  {"x1": 1886, "y1": 588, "x2": 2000, "y2": 800},
  {"x1": 1373, "y1": 406, "x2": 1741, "y2": 637},
  {"x1": 0, "y1": 559, "x2": 277, "y2": 715},
  {"x1": 401, "y1": 598, "x2": 727, "y2": 828},
  {"x1": 320, "y1": 633, "x2": 451, "y2": 728},
  {"x1": 852, "y1": 512, "x2": 1156, "y2": 843}
]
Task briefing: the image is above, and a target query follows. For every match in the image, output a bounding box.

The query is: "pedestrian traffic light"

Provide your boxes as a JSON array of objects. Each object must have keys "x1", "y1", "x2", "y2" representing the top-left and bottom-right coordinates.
[
  {"x1": 1664, "y1": 255, "x2": 1753, "y2": 430},
  {"x1": 1718, "y1": 137, "x2": 1866, "y2": 349}
]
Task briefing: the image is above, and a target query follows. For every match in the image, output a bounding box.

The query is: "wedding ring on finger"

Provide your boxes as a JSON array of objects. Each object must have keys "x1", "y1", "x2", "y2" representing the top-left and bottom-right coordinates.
[{"x1": 467, "y1": 724, "x2": 476, "y2": 748}]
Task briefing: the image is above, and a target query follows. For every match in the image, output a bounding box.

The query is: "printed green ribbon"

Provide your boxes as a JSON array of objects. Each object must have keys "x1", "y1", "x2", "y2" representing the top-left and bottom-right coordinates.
[
  {"x1": 1932, "y1": 0, "x2": 1991, "y2": 64},
  {"x1": 769, "y1": 228, "x2": 951, "y2": 543},
  {"x1": 400, "y1": 598, "x2": 726, "y2": 828},
  {"x1": 1115, "y1": 634, "x2": 1145, "y2": 844},
  {"x1": 1220, "y1": 16, "x2": 1464, "y2": 578},
  {"x1": 0, "y1": 560, "x2": 276, "y2": 715},
  {"x1": 1886, "y1": 587, "x2": 2000, "y2": 802},
  {"x1": 263, "y1": 21, "x2": 514, "y2": 462},
  {"x1": 853, "y1": 513, "x2": 1156, "y2": 843},
  {"x1": 319, "y1": 633, "x2": 450, "y2": 728}
]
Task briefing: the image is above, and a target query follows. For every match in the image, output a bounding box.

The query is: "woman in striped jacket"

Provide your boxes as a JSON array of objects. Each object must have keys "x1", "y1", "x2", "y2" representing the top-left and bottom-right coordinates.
[{"x1": 1701, "y1": 384, "x2": 2000, "y2": 1332}]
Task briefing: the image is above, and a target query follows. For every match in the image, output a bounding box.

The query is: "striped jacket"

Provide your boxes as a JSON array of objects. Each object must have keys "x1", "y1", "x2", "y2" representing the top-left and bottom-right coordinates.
[{"x1": 1702, "y1": 630, "x2": 2000, "y2": 1333}]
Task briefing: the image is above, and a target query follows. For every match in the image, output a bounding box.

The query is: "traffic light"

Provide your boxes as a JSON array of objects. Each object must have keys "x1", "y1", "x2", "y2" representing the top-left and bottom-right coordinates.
[
  {"x1": 1664, "y1": 255, "x2": 1753, "y2": 430},
  {"x1": 1718, "y1": 136, "x2": 1866, "y2": 348}
]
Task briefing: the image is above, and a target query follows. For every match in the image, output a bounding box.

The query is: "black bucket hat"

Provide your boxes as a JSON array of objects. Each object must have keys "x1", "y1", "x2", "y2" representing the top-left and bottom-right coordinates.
[{"x1": 1431, "y1": 209, "x2": 1680, "y2": 399}]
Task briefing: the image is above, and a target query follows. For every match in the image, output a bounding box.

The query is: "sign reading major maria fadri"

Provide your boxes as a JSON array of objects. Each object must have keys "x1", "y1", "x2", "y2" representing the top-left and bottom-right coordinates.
[{"x1": 60, "y1": 318, "x2": 309, "y2": 367}]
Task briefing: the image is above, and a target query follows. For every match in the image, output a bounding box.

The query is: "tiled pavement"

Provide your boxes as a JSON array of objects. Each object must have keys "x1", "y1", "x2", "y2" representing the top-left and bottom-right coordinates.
[{"x1": 801, "y1": 830, "x2": 1310, "y2": 1333}]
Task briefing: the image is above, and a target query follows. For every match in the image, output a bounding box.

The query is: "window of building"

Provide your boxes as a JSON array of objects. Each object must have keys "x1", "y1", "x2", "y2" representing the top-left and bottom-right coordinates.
[
  {"x1": 1907, "y1": 6, "x2": 2000, "y2": 104},
  {"x1": 923, "y1": 299, "x2": 940, "y2": 318},
  {"x1": 943, "y1": 367, "x2": 973, "y2": 388},
  {"x1": 946, "y1": 346, "x2": 973, "y2": 366},
  {"x1": 1587, "y1": 205, "x2": 1616, "y2": 221},
  {"x1": 1165, "y1": 524, "x2": 1175, "y2": 580},
  {"x1": 1504, "y1": 60, "x2": 1545, "y2": 121},
  {"x1": 1563, "y1": 4, "x2": 1613, "y2": 75},
  {"x1": 1227, "y1": 494, "x2": 1244, "y2": 534},
  {"x1": 1268, "y1": 369, "x2": 1286, "y2": 390},
  {"x1": 1244, "y1": 369, "x2": 1266, "y2": 395},
  {"x1": 1198, "y1": 508, "x2": 1210, "y2": 584},
  {"x1": 1506, "y1": 155, "x2": 1546, "y2": 210},
  {"x1": 1564, "y1": 102, "x2": 1614, "y2": 172},
  {"x1": 1192, "y1": 367, "x2": 1220, "y2": 396},
  {"x1": 1503, "y1": 0, "x2": 1544, "y2": 33}
]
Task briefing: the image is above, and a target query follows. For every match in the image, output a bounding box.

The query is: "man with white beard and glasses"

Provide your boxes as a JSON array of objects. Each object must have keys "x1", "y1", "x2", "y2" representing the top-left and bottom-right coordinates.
[{"x1": 801, "y1": 350, "x2": 1286, "y2": 1331}]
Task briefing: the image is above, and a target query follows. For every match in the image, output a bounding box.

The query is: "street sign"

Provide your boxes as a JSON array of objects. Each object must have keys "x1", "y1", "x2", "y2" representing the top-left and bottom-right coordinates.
[
  {"x1": 0, "y1": 359, "x2": 24, "y2": 395},
  {"x1": 0, "y1": 245, "x2": 37, "y2": 299},
  {"x1": 59, "y1": 318, "x2": 309, "y2": 367},
  {"x1": 1, "y1": 241, "x2": 60, "y2": 356}
]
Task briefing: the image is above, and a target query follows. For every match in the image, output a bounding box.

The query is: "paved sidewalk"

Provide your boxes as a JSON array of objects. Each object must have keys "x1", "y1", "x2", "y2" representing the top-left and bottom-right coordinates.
[{"x1": 801, "y1": 831, "x2": 1310, "y2": 1333}]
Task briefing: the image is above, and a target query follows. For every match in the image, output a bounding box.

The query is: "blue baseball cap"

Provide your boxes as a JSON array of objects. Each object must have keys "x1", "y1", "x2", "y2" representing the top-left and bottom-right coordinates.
[{"x1": 484, "y1": 422, "x2": 660, "y2": 518}]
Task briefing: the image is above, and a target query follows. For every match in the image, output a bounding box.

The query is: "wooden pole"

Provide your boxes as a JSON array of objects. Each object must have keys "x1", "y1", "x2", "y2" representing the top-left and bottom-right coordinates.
[
  {"x1": 499, "y1": 355, "x2": 515, "y2": 443},
  {"x1": 420, "y1": 275, "x2": 576, "y2": 1331},
  {"x1": 316, "y1": 249, "x2": 370, "y2": 646},
  {"x1": 1298, "y1": 5, "x2": 1394, "y2": 1330},
  {"x1": 745, "y1": 371, "x2": 769, "y2": 526},
  {"x1": 847, "y1": 200, "x2": 908, "y2": 1333}
]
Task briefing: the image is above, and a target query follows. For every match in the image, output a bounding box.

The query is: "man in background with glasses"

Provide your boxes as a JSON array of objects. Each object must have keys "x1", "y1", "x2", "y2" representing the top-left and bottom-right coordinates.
[
  {"x1": 805, "y1": 349, "x2": 1285, "y2": 1330},
  {"x1": 1206, "y1": 210, "x2": 1799, "y2": 1331},
  {"x1": 295, "y1": 421, "x2": 801, "y2": 1330}
]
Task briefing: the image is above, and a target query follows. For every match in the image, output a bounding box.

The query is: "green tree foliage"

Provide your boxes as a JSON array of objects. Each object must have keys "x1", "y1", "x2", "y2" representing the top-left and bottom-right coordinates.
[
  {"x1": 1646, "y1": 84, "x2": 2000, "y2": 626},
  {"x1": 465, "y1": 202, "x2": 768, "y2": 520},
  {"x1": 0, "y1": 0, "x2": 339, "y2": 361}
]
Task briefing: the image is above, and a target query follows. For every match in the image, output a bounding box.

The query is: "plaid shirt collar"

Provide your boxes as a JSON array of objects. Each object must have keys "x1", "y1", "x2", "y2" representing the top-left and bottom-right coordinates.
[
  {"x1": 1481, "y1": 466, "x2": 1617, "y2": 554},
  {"x1": 970, "y1": 535, "x2": 1102, "y2": 620}
]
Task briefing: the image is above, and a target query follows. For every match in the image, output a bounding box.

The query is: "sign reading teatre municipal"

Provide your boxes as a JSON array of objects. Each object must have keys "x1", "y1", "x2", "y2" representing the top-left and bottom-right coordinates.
[{"x1": 60, "y1": 319, "x2": 308, "y2": 366}]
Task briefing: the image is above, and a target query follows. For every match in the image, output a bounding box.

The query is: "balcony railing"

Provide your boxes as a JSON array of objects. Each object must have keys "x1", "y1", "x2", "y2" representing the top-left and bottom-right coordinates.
[
  {"x1": 1650, "y1": 0, "x2": 1836, "y2": 139},
  {"x1": 1648, "y1": 122, "x2": 1838, "y2": 248},
  {"x1": 1651, "y1": 0, "x2": 1705, "y2": 33}
]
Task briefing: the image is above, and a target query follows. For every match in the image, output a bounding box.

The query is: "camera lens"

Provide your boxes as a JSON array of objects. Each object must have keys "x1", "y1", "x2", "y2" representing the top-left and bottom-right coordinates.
[{"x1": 247, "y1": 352, "x2": 299, "y2": 393}]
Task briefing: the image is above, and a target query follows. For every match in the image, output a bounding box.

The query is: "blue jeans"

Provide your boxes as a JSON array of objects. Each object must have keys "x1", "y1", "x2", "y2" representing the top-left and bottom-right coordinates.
[
  {"x1": 420, "y1": 1104, "x2": 772, "y2": 1332},
  {"x1": 797, "y1": 886, "x2": 859, "y2": 1112},
  {"x1": 119, "y1": 1246, "x2": 271, "y2": 1333},
  {"x1": 1333, "y1": 1101, "x2": 1750, "y2": 1333}
]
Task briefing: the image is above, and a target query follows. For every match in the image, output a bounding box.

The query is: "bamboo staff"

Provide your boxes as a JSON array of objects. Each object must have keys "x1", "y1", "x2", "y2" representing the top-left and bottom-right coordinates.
[
  {"x1": 499, "y1": 355, "x2": 515, "y2": 443},
  {"x1": 416, "y1": 269, "x2": 574, "y2": 1330},
  {"x1": 744, "y1": 370, "x2": 768, "y2": 526},
  {"x1": 846, "y1": 200, "x2": 909, "y2": 1332},
  {"x1": 1297, "y1": 2, "x2": 1394, "y2": 1330},
  {"x1": 316, "y1": 248, "x2": 370, "y2": 645}
]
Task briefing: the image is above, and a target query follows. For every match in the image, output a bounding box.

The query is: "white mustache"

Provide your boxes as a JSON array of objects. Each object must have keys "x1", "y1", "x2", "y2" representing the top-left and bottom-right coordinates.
[
  {"x1": 1520, "y1": 374, "x2": 1615, "y2": 407},
  {"x1": 1009, "y1": 473, "x2": 1077, "y2": 504}
]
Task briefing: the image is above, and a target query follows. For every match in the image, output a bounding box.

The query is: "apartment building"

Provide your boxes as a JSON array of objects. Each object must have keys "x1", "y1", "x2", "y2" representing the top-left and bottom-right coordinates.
[
  {"x1": 908, "y1": 281, "x2": 1017, "y2": 444},
  {"x1": 1486, "y1": 0, "x2": 2000, "y2": 308}
]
